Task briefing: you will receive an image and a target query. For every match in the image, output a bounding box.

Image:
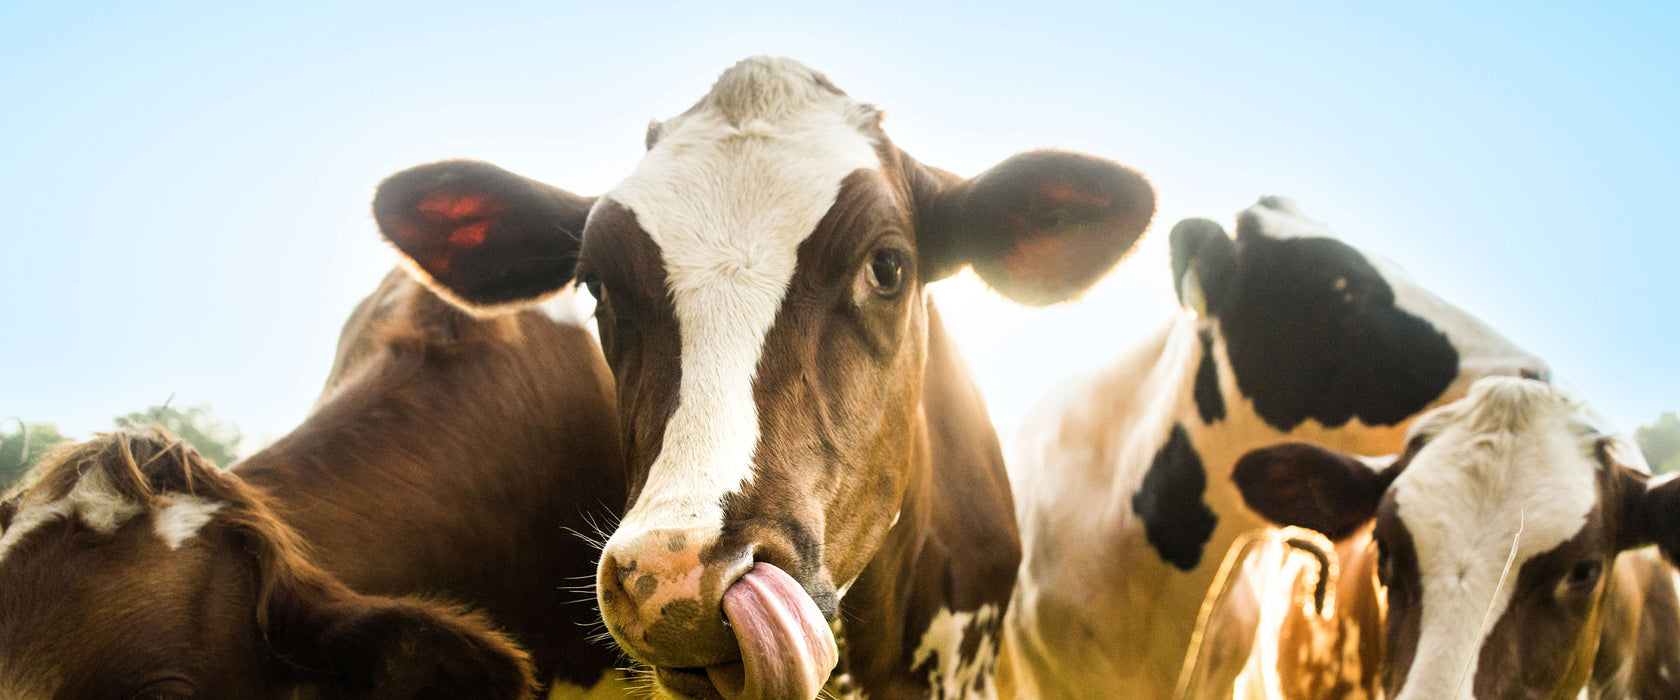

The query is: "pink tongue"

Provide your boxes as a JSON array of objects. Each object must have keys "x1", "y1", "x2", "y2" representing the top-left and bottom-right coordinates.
[{"x1": 706, "y1": 563, "x2": 838, "y2": 700}]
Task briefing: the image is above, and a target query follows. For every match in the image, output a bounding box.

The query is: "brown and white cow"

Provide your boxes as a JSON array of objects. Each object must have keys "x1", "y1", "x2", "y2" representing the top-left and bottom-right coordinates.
[
  {"x1": 1235, "y1": 376, "x2": 1680, "y2": 700},
  {"x1": 370, "y1": 56, "x2": 1156, "y2": 699},
  {"x1": 0, "y1": 272, "x2": 628, "y2": 698},
  {"x1": 998, "y1": 197, "x2": 1548, "y2": 699}
]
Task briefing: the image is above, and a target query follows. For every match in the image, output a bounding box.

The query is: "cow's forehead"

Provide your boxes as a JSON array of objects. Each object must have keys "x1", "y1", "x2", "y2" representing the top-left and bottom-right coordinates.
[
  {"x1": 0, "y1": 467, "x2": 223, "y2": 569},
  {"x1": 1392, "y1": 380, "x2": 1597, "y2": 551},
  {"x1": 607, "y1": 60, "x2": 881, "y2": 237},
  {"x1": 1388, "y1": 379, "x2": 1598, "y2": 698},
  {"x1": 595, "y1": 57, "x2": 884, "y2": 535}
]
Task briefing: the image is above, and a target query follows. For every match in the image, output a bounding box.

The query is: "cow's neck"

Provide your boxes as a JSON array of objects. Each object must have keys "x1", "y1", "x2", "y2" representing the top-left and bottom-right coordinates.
[
  {"x1": 236, "y1": 334, "x2": 565, "y2": 552},
  {"x1": 230, "y1": 317, "x2": 625, "y2": 687},
  {"x1": 836, "y1": 300, "x2": 1019, "y2": 699},
  {"x1": 1095, "y1": 313, "x2": 1426, "y2": 695}
]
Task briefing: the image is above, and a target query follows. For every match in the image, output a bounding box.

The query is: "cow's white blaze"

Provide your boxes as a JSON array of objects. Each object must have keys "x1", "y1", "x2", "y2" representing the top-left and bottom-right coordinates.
[
  {"x1": 603, "y1": 57, "x2": 881, "y2": 540},
  {"x1": 1390, "y1": 378, "x2": 1596, "y2": 700}
]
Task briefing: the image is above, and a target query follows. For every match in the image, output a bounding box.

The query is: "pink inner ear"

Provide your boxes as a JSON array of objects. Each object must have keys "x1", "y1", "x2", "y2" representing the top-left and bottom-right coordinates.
[
  {"x1": 448, "y1": 221, "x2": 490, "y2": 248},
  {"x1": 412, "y1": 192, "x2": 504, "y2": 254},
  {"x1": 1040, "y1": 181, "x2": 1110, "y2": 209},
  {"x1": 1005, "y1": 233, "x2": 1081, "y2": 289},
  {"x1": 421, "y1": 253, "x2": 453, "y2": 277},
  {"x1": 418, "y1": 192, "x2": 499, "y2": 220}
]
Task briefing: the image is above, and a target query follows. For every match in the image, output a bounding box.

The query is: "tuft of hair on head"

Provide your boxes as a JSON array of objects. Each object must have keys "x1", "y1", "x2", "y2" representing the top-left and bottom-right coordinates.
[
  {"x1": 6, "y1": 427, "x2": 220, "y2": 509},
  {"x1": 702, "y1": 56, "x2": 850, "y2": 127},
  {"x1": 1461, "y1": 376, "x2": 1569, "y2": 436}
]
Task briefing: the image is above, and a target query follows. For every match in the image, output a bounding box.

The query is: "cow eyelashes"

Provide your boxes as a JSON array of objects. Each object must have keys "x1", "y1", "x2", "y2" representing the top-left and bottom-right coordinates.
[
  {"x1": 864, "y1": 248, "x2": 906, "y2": 298},
  {"x1": 1563, "y1": 561, "x2": 1602, "y2": 590},
  {"x1": 132, "y1": 678, "x2": 196, "y2": 699}
]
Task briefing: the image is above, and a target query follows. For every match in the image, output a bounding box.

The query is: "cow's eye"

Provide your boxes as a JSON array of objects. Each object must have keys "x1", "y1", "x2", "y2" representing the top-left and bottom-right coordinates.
[
  {"x1": 865, "y1": 249, "x2": 906, "y2": 298},
  {"x1": 1564, "y1": 561, "x2": 1602, "y2": 590},
  {"x1": 132, "y1": 679, "x2": 196, "y2": 699}
]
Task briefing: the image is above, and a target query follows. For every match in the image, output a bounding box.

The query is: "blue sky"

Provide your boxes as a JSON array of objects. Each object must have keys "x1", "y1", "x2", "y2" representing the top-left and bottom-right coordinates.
[{"x1": 2, "y1": 1, "x2": 1675, "y2": 448}]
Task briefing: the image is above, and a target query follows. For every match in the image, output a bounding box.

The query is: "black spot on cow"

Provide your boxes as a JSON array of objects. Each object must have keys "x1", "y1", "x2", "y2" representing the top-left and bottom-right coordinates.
[
  {"x1": 1207, "y1": 201, "x2": 1459, "y2": 432},
  {"x1": 1194, "y1": 328, "x2": 1224, "y2": 424},
  {"x1": 1133, "y1": 424, "x2": 1218, "y2": 571}
]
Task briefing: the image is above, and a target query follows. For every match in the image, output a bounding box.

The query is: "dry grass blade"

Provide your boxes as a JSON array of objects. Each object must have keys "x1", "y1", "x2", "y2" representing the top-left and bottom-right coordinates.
[{"x1": 1455, "y1": 511, "x2": 1524, "y2": 699}]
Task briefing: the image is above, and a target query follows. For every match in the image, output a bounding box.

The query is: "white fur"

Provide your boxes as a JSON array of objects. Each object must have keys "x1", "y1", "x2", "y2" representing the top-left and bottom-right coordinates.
[
  {"x1": 0, "y1": 467, "x2": 145, "y2": 564},
  {"x1": 0, "y1": 467, "x2": 226, "y2": 566},
  {"x1": 912, "y1": 604, "x2": 1001, "y2": 700},
  {"x1": 533, "y1": 284, "x2": 591, "y2": 327},
  {"x1": 1389, "y1": 378, "x2": 1597, "y2": 700},
  {"x1": 152, "y1": 493, "x2": 222, "y2": 550},
  {"x1": 1240, "y1": 197, "x2": 1335, "y2": 239},
  {"x1": 602, "y1": 57, "x2": 880, "y2": 542}
]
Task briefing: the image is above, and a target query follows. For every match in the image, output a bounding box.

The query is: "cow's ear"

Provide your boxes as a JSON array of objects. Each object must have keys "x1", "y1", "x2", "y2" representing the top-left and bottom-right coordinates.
[
  {"x1": 915, "y1": 150, "x2": 1155, "y2": 306},
  {"x1": 276, "y1": 591, "x2": 535, "y2": 699},
  {"x1": 1168, "y1": 217, "x2": 1238, "y2": 316},
  {"x1": 1232, "y1": 443, "x2": 1400, "y2": 540},
  {"x1": 1634, "y1": 476, "x2": 1680, "y2": 564},
  {"x1": 374, "y1": 160, "x2": 594, "y2": 311},
  {"x1": 1608, "y1": 438, "x2": 1680, "y2": 563}
]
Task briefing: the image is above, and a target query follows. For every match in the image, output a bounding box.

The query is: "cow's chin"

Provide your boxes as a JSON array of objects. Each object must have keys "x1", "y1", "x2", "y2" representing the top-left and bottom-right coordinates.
[{"x1": 649, "y1": 563, "x2": 839, "y2": 700}]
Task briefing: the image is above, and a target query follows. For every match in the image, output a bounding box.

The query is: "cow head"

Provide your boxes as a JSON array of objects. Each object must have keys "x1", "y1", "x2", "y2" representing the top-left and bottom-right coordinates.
[
  {"x1": 1170, "y1": 196, "x2": 1548, "y2": 440},
  {"x1": 0, "y1": 430, "x2": 534, "y2": 699},
  {"x1": 1127, "y1": 197, "x2": 1549, "y2": 575},
  {"x1": 372, "y1": 56, "x2": 1154, "y2": 698},
  {"x1": 1234, "y1": 377, "x2": 1680, "y2": 700}
]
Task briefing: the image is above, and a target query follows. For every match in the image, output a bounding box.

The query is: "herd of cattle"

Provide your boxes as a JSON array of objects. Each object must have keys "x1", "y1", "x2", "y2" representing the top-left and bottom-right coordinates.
[{"x1": 1, "y1": 56, "x2": 1675, "y2": 700}]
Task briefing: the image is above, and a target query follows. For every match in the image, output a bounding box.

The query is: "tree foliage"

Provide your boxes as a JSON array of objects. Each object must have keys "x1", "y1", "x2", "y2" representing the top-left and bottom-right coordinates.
[
  {"x1": 1636, "y1": 411, "x2": 1680, "y2": 475},
  {"x1": 0, "y1": 421, "x2": 72, "y2": 492},
  {"x1": 114, "y1": 404, "x2": 243, "y2": 469},
  {"x1": 0, "y1": 405, "x2": 243, "y2": 493}
]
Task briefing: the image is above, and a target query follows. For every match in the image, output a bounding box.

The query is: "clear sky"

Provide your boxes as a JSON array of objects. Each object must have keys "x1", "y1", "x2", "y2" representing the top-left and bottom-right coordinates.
[{"x1": 2, "y1": 1, "x2": 1676, "y2": 449}]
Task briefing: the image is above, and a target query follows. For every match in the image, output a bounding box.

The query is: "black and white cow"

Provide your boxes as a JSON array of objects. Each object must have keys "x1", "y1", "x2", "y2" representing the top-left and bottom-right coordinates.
[
  {"x1": 1235, "y1": 376, "x2": 1680, "y2": 700},
  {"x1": 998, "y1": 197, "x2": 1548, "y2": 699}
]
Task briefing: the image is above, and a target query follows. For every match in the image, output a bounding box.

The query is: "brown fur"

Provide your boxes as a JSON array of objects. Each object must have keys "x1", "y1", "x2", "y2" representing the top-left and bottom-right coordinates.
[
  {"x1": 0, "y1": 271, "x2": 627, "y2": 697},
  {"x1": 1, "y1": 429, "x2": 535, "y2": 698},
  {"x1": 370, "y1": 57, "x2": 1155, "y2": 698}
]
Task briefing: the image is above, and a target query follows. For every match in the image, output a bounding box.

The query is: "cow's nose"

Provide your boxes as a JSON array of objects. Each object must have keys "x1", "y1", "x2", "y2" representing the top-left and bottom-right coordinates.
[{"x1": 597, "y1": 527, "x2": 751, "y2": 668}]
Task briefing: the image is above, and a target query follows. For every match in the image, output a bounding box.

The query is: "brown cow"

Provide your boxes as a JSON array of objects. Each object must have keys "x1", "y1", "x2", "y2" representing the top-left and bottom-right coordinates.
[
  {"x1": 371, "y1": 56, "x2": 1155, "y2": 699},
  {"x1": 0, "y1": 272, "x2": 628, "y2": 698},
  {"x1": 1235, "y1": 376, "x2": 1680, "y2": 700}
]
